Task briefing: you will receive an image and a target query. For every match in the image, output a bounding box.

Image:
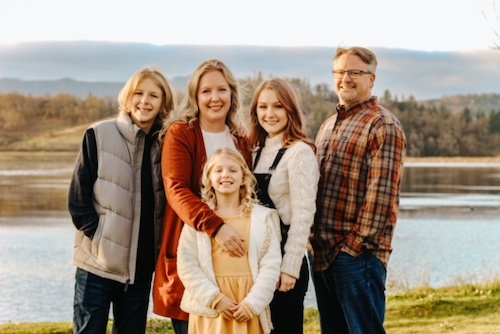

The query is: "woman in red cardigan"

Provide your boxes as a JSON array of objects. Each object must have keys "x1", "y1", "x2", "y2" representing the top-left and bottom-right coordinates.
[{"x1": 152, "y1": 59, "x2": 252, "y2": 334}]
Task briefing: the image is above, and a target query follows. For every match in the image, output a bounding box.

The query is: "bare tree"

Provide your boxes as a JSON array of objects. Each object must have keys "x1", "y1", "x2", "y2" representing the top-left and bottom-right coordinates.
[{"x1": 483, "y1": 1, "x2": 500, "y2": 49}]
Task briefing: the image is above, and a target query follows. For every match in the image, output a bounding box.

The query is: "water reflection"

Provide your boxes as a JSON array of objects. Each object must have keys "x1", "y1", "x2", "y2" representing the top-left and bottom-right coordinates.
[
  {"x1": 1, "y1": 154, "x2": 499, "y2": 217},
  {"x1": 400, "y1": 162, "x2": 500, "y2": 211},
  {"x1": 402, "y1": 162, "x2": 500, "y2": 194},
  {"x1": 0, "y1": 152, "x2": 75, "y2": 216}
]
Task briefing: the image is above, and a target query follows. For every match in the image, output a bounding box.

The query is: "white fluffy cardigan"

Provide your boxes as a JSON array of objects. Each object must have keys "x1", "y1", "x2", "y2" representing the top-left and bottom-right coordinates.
[
  {"x1": 253, "y1": 133, "x2": 320, "y2": 278},
  {"x1": 177, "y1": 204, "x2": 282, "y2": 334}
]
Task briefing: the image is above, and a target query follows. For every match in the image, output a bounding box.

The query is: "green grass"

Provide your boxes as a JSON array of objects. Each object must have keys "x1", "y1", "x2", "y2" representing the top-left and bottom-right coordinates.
[
  {"x1": 384, "y1": 282, "x2": 500, "y2": 333},
  {"x1": 0, "y1": 319, "x2": 173, "y2": 334},
  {"x1": 1, "y1": 281, "x2": 499, "y2": 334}
]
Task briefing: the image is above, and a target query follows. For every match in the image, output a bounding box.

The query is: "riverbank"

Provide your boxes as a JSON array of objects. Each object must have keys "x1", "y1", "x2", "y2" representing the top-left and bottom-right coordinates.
[
  {"x1": 2, "y1": 150, "x2": 500, "y2": 161},
  {"x1": 405, "y1": 156, "x2": 500, "y2": 163},
  {"x1": 1, "y1": 280, "x2": 499, "y2": 334}
]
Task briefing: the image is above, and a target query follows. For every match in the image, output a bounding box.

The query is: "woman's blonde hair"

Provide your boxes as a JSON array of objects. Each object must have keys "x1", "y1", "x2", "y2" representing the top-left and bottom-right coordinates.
[
  {"x1": 165, "y1": 59, "x2": 247, "y2": 136},
  {"x1": 118, "y1": 66, "x2": 176, "y2": 127},
  {"x1": 201, "y1": 148, "x2": 259, "y2": 216}
]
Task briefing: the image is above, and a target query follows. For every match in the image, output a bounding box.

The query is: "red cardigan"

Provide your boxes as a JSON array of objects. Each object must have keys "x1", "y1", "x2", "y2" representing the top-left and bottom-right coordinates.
[{"x1": 152, "y1": 121, "x2": 252, "y2": 320}]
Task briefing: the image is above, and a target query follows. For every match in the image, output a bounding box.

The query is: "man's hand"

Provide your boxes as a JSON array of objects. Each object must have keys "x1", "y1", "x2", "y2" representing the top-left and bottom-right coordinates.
[{"x1": 214, "y1": 224, "x2": 245, "y2": 257}]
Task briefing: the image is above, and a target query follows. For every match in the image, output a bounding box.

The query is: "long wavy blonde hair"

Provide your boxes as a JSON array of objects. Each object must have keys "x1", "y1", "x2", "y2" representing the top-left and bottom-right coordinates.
[{"x1": 201, "y1": 148, "x2": 259, "y2": 216}]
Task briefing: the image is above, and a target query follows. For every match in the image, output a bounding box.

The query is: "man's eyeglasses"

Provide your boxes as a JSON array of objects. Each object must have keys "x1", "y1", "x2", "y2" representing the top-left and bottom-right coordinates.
[{"x1": 332, "y1": 69, "x2": 372, "y2": 79}]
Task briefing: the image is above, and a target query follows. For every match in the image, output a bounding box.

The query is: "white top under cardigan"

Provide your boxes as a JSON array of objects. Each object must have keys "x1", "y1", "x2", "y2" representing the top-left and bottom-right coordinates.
[
  {"x1": 253, "y1": 133, "x2": 320, "y2": 279},
  {"x1": 201, "y1": 125, "x2": 237, "y2": 159}
]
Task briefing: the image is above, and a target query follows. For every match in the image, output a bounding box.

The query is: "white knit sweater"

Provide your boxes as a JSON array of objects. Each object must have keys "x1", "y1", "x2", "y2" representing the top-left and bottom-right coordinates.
[{"x1": 253, "y1": 133, "x2": 320, "y2": 278}]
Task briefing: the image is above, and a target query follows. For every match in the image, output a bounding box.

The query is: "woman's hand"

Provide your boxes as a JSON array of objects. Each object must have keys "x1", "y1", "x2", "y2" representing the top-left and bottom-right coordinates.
[
  {"x1": 215, "y1": 224, "x2": 246, "y2": 257},
  {"x1": 277, "y1": 273, "x2": 297, "y2": 292}
]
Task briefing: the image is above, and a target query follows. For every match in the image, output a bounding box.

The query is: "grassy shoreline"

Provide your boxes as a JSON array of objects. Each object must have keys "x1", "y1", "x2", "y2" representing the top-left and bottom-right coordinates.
[{"x1": 1, "y1": 281, "x2": 499, "y2": 334}]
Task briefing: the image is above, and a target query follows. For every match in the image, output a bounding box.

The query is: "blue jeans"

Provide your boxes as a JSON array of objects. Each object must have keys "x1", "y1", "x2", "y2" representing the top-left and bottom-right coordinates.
[
  {"x1": 310, "y1": 251, "x2": 387, "y2": 334},
  {"x1": 73, "y1": 268, "x2": 152, "y2": 334}
]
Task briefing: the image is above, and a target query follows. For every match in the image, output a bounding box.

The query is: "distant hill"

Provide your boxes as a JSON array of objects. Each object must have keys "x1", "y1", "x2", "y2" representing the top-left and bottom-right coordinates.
[
  {"x1": 0, "y1": 77, "x2": 189, "y2": 99},
  {"x1": 0, "y1": 78, "x2": 123, "y2": 98},
  {"x1": 1, "y1": 41, "x2": 500, "y2": 100},
  {"x1": 422, "y1": 93, "x2": 500, "y2": 115},
  {"x1": 2, "y1": 78, "x2": 500, "y2": 114}
]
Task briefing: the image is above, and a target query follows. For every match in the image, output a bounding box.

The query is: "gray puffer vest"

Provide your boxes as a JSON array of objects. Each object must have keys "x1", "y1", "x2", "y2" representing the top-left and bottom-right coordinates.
[{"x1": 72, "y1": 112, "x2": 165, "y2": 284}]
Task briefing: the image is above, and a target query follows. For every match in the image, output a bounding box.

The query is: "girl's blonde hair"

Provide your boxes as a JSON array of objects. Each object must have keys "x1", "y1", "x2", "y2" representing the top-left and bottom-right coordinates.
[
  {"x1": 164, "y1": 59, "x2": 247, "y2": 136},
  {"x1": 201, "y1": 148, "x2": 259, "y2": 216},
  {"x1": 118, "y1": 66, "x2": 176, "y2": 127}
]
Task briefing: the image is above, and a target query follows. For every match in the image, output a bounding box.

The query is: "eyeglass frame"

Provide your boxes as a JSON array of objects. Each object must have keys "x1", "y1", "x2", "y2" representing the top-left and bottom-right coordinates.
[{"x1": 332, "y1": 69, "x2": 373, "y2": 79}]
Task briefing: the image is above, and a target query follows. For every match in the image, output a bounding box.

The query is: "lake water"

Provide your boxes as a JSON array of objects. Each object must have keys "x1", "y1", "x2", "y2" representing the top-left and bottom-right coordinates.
[{"x1": 1, "y1": 152, "x2": 500, "y2": 324}]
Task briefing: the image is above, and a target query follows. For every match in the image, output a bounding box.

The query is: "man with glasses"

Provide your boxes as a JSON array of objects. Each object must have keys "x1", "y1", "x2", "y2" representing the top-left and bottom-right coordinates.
[{"x1": 308, "y1": 46, "x2": 406, "y2": 334}]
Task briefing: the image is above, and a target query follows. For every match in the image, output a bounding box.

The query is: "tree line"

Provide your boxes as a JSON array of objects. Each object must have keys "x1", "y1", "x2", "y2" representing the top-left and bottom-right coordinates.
[{"x1": 1, "y1": 76, "x2": 499, "y2": 157}]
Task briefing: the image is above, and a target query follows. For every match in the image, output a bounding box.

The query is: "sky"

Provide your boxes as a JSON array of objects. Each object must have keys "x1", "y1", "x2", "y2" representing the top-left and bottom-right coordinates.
[{"x1": 1, "y1": 0, "x2": 499, "y2": 52}]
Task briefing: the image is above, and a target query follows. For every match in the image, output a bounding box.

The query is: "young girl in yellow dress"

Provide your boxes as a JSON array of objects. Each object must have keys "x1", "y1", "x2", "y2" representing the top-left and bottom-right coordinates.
[{"x1": 177, "y1": 148, "x2": 282, "y2": 334}]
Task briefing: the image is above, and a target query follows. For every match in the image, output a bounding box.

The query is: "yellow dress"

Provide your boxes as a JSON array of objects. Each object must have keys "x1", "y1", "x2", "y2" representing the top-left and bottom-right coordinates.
[{"x1": 188, "y1": 216, "x2": 264, "y2": 334}]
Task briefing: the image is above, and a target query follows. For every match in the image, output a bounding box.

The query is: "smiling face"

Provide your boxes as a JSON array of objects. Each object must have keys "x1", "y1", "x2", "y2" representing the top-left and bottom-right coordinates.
[
  {"x1": 256, "y1": 88, "x2": 288, "y2": 138},
  {"x1": 333, "y1": 53, "x2": 375, "y2": 109},
  {"x1": 129, "y1": 77, "x2": 163, "y2": 133},
  {"x1": 197, "y1": 70, "x2": 232, "y2": 132},
  {"x1": 208, "y1": 153, "x2": 244, "y2": 198}
]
